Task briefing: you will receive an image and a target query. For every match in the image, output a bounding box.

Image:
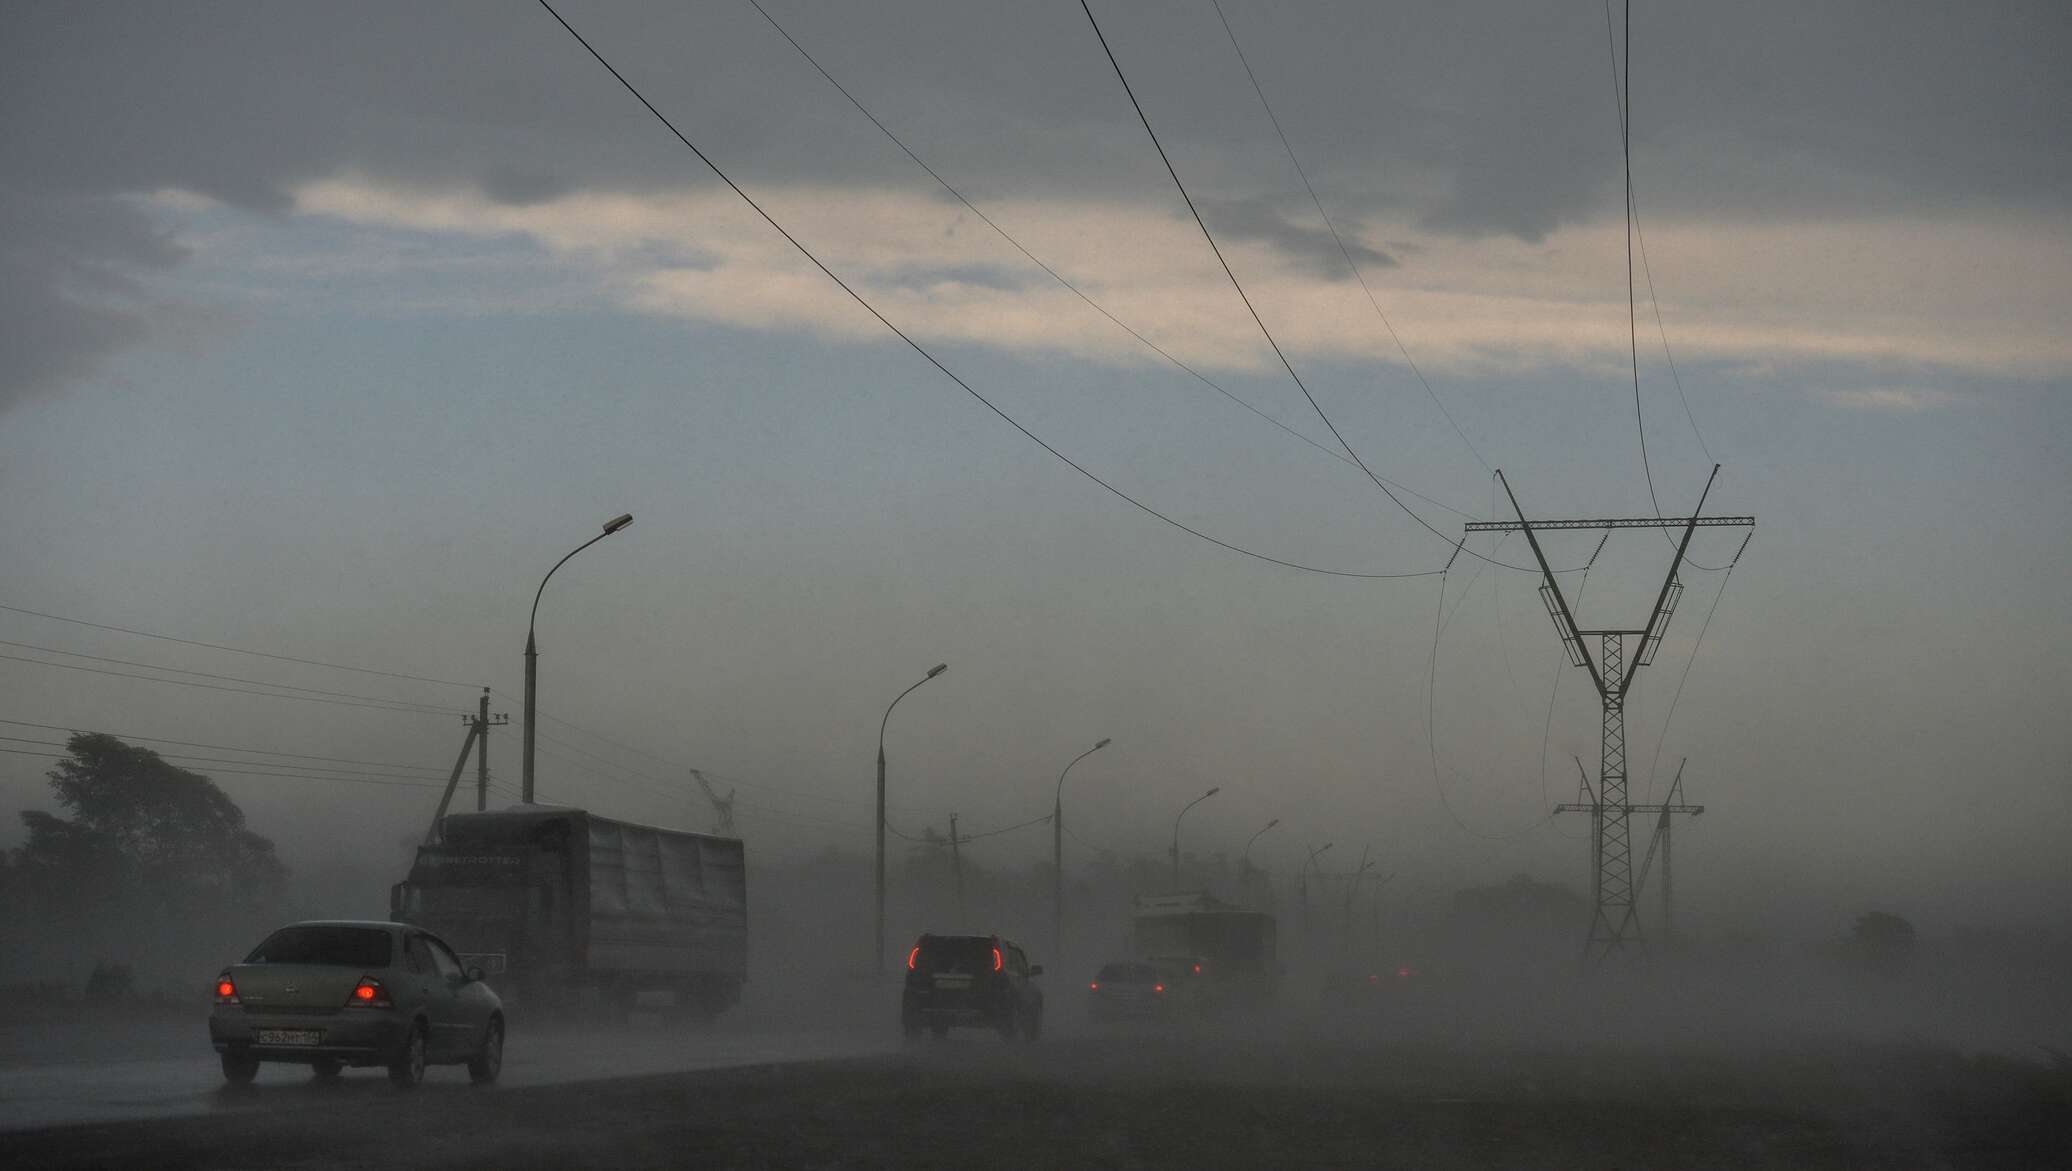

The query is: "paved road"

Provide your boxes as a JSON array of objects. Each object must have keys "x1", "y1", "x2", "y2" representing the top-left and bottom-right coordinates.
[
  {"x1": 0, "y1": 1015, "x2": 892, "y2": 1131},
  {"x1": 3, "y1": 1031, "x2": 2064, "y2": 1169}
]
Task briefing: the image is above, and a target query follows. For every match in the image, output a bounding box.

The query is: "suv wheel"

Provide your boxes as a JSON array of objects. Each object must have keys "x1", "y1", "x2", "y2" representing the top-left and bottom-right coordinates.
[
  {"x1": 388, "y1": 1024, "x2": 428, "y2": 1088},
  {"x1": 1022, "y1": 1008, "x2": 1042, "y2": 1042}
]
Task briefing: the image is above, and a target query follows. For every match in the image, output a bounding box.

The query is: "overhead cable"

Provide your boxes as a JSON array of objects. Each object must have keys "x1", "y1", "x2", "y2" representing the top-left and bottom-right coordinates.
[
  {"x1": 1208, "y1": 0, "x2": 1491, "y2": 474},
  {"x1": 0, "y1": 602, "x2": 477, "y2": 688},
  {"x1": 538, "y1": 0, "x2": 1437, "y2": 581}
]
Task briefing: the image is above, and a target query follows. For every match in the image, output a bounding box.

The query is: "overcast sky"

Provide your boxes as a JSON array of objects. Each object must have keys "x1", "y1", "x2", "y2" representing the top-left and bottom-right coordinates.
[{"x1": 3, "y1": 1, "x2": 2066, "y2": 937}]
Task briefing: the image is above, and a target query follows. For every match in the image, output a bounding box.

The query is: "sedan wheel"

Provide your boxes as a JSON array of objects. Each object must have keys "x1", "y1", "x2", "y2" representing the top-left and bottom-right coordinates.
[
  {"x1": 468, "y1": 1018, "x2": 504, "y2": 1085},
  {"x1": 388, "y1": 1026, "x2": 427, "y2": 1088},
  {"x1": 220, "y1": 1053, "x2": 259, "y2": 1085}
]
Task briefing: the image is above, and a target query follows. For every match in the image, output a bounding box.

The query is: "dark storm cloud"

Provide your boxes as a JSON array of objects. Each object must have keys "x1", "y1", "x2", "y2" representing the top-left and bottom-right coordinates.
[
  {"x1": 0, "y1": 190, "x2": 186, "y2": 410},
  {"x1": 1195, "y1": 197, "x2": 1394, "y2": 278},
  {"x1": 3, "y1": 0, "x2": 2065, "y2": 404}
]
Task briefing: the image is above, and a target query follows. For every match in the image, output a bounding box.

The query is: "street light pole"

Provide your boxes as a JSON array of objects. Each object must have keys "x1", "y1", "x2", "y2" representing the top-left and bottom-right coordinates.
[
  {"x1": 1169, "y1": 786, "x2": 1221, "y2": 887},
  {"x1": 1300, "y1": 842, "x2": 1332, "y2": 933},
  {"x1": 522, "y1": 512, "x2": 633, "y2": 805},
  {"x1": 1241, "y1": 818, "x2": 1281, "y2": 873},
  {"x1": 876, "y1": 663, "x2": 947, "y2": 975},
  {"x1": 1052, "y1": 737, "x2": 1111, "y2": 968}
]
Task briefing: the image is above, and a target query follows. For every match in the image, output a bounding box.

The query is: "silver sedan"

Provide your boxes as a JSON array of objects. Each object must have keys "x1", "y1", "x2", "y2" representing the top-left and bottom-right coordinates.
[{"x1": 209, "y1": 920, "x2": 503, "y2": 1087}]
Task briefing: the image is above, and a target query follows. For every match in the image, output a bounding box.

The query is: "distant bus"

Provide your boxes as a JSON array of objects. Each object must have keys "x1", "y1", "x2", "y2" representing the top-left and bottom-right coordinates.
[{"x1": 1130, "y1": 892, "x2": 1277, "y2": 1005}]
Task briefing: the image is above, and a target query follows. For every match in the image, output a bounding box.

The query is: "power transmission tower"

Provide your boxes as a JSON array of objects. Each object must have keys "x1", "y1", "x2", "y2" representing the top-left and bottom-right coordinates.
[
  {"x1": 1467, "y1": 465, "x2": 1749, "y2": 961},
  {"x1": 1555, "y1": 756, "x2": 1704, "y2": 946},
  {"x1": 427, "y1": 687, "x2": 508, "y2": 842},
  {"x1": 690, "y1": 768, "x2": 736, "y2": 836}
]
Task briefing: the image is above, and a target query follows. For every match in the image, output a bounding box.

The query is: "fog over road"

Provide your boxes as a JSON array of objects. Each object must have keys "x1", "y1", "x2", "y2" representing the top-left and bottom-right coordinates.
[{"x1": 0, "y1": 1016, "x2": 891, "y2": 1132}]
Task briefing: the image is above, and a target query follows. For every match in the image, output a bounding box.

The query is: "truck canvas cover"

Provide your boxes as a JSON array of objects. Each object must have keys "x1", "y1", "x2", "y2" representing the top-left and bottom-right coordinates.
[{"x1": 437, "y1": 807, "x2": 747, "y2": 978}]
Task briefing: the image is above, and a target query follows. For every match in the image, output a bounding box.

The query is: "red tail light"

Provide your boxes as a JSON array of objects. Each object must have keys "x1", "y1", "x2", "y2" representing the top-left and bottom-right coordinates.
[
  {"x1": 907, "y1": 946, "x2": 921, "y2": 971},
  {"x1": 1397, "y1": 966, "x2": 1414, "y2": 979},
  {"x1": 214, "y1": 975, "x2": 239, "y2": 1004},
  {"x1": 992, "y1": 947, "x2": 1003, "y2": 972},
  {"x1": 1192, "y1": 963, "x2": 1202, "y2": 975},
  {"x1": 347, "y1": 976, "x2": 393, "y2": 1008},
  {"x1": 1089, "y1": 982, "x2": 1099, "y2": 991},
  {"x1": 1154, "y1": 983, "x2": 1166, "y2": 994}
]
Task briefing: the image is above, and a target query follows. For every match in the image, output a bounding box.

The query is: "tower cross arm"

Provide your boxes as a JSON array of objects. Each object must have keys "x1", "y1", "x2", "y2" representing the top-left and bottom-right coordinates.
[{"x1": 1464, "y1": 515, "x2": 1753, "y2": 532}]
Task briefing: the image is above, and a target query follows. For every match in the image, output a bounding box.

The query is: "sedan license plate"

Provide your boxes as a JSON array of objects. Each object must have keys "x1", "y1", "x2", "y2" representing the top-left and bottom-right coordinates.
[{"x1": 254, "y1": 1029, "x2": 322, "y2": 1046}]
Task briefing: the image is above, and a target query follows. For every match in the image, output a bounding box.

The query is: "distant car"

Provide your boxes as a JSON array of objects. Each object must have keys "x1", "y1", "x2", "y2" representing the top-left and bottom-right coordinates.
[
  {"x1": 1086, "y1": 960, "x2": 1178, "y2": 1022},
  {"x1": 901, "y1": 933, "x2": 1044, "y2": 1041},
  {"x1": 210, "y1": 920, "x2": 504, "y2": 1087}
]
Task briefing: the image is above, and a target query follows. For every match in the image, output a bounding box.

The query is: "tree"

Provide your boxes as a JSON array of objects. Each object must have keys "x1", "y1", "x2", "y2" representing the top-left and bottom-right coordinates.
[{"x1": 15, "y1": 732, "x2": 287, "y2": 918}]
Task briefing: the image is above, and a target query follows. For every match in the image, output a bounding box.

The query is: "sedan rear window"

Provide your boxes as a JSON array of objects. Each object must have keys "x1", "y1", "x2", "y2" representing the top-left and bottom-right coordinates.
[{"x1": 245, "y1": 926, "x2": 394, "y2": 968}]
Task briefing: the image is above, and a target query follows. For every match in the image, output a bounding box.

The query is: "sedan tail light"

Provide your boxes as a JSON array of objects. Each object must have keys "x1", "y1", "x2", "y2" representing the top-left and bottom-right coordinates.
[
  {"x1": 346, "y1": 976, "x2": 393, "y2": 1008},
  {"x1": 215, "y1": 974, "x2": 239, "y2": 1005},
  {"x1": 1153, "y1": 983, "x2": 1166, "y2": 994}
]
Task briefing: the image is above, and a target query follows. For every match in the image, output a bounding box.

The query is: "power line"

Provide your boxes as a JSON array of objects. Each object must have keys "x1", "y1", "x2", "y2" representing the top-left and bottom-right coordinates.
[
  {"x1": 0, "y1": 652, "x2": 462, "y2": 718},
  {"x1": 1208, "y1": 0, "x2": 1491, "y2": 475},
  {"x1": 0, "y1": 746, "x2": 443, "y2": 791},
  {"x1": 536, "y1": 0, "x2": 1437, "y2": 582},
  {"x1": 740, "y1": 0, "x2": 1477, "y2": 524},
  {"x1": 0, "y1": 639, "x2": 463, "y2": 714},
  {"x1": 490, "y1": 685, "x2": 921, "y2": 812},
  {"x1": 0, "y1": 718, "x2": 450, "y2": 774},
  {"x1": 1077, "y1": 0, "x2": 1538, "y2": 577},
  {"x1": 0, "y1": 735, "x2": 455, "y2": 786},
  {"x1": 0, "y1": 602, "x2": 477, "y2": 688},
  {"x1": 1423, "y1": 569, "x2": 1552, "y2": 841},
  {"x1": 1642, "y1": 533, "x2": 1748, "y2": 801}
]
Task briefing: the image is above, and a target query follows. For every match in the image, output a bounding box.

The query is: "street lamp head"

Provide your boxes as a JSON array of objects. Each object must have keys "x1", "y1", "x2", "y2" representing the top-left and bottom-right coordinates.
[
  {"x1": 1094, "y1": 738, "x2": 1112, "y2": 750},
  {"x1": 1266, "y1": 818, "x2": 1280, "y2": 829},
  {"x1": 603, "y1": 513, "x2": 634, "y2": 534},
  {"x1": 1204, "y1": 786, "x2": 1221, "y2": 798},
  {"x1": 1319, "y1": 842, "x2": 1333, "y2": 854},
  {"x1": 926, "y1": 663, "x2": 948, "y2": 678}
]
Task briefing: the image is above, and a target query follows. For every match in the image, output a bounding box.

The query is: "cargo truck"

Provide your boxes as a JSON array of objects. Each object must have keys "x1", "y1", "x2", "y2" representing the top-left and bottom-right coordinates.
[{"x1": 391, "y1": 806, "x2": 746, "y2": 1019}]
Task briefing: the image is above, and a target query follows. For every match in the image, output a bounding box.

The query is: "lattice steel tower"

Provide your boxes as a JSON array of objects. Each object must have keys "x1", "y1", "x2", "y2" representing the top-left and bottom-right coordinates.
[{"x1": 1467, "y1": 465, "x2": 1750, "y2": 961}]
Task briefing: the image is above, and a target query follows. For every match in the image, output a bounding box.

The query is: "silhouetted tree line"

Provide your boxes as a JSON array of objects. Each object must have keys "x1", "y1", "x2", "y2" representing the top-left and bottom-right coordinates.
[{"x1": 4, "y1": 733, "x2": 286, "y2": 992}]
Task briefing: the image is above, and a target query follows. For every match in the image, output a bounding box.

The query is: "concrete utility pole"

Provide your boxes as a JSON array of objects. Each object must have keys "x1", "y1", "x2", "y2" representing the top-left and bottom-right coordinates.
[
  {"x1": 427, "y1": 689, "x2": 506, "y2": 842},
  {"x1": 875, "y1": 663, "x2": 947, "y2": 975},
  {"x1": 1469, "y1": 467, "x2": 1748, "y2": 961},
  {"x1": 474, "y1": 689, "x2": 505, "y2": 811}
]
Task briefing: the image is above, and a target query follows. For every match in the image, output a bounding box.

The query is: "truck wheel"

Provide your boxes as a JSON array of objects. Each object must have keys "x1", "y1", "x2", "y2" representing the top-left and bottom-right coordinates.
[
  {"x1": 388, "y1": 1024, "x2": 427, "y2": 1088},
  {"x1": 220, "y1": 1052, "x2": 259, "y2": 1085}
]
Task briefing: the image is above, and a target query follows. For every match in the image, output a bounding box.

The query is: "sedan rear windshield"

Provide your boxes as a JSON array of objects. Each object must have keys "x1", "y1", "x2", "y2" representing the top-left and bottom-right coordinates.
[{"x1": 245, "y1": 926, "x2": 394, "y2": 968}]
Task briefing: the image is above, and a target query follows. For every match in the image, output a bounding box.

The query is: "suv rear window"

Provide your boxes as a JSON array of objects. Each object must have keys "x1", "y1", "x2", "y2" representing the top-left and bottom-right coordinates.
[
  {"x1": 245, "y1": 926, "x2": 394, "y2": 968},
  {"x1": 912, "y1": 936, "x2": 996, "y2": 974},
  {"x1": 1097, "y1": 962, "x2": 1157, "y2": 981}
]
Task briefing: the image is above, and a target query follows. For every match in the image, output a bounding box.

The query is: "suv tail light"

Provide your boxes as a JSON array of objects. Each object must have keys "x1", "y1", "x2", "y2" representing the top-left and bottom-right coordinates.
[
  {"x1": 346, "y1": 976, "x2": 393, "y2": 1008},
  {"x1": 907, "y1": 946, "x2": 921, "y2": 971},
  {"x1": 215, "y1": 974, "x2": 239, "y2": 1005},
  {"x1": 991, "y1": 947, "x2": 1003, "y2": 973}
]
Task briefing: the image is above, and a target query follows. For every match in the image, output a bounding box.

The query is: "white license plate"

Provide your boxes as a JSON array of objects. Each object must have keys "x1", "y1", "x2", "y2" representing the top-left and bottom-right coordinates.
[
  {"x1": 254, "y1": 1029, "x2": 322, "y2": 1046},
  {"x1": 932, "y1": 974, "x2": 974, "y2": 988}
]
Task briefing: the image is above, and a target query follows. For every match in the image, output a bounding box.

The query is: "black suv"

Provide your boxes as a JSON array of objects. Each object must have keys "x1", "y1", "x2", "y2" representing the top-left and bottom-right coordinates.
[{"x1": 901, "y1": 933, "x2": 1044, "y2": 1040}]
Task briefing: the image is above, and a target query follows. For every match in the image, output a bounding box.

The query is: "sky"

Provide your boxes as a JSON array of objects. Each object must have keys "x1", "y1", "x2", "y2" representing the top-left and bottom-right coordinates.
[{"x1": 2, "y1": 0, "x2": 2067, "y2": 941}]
